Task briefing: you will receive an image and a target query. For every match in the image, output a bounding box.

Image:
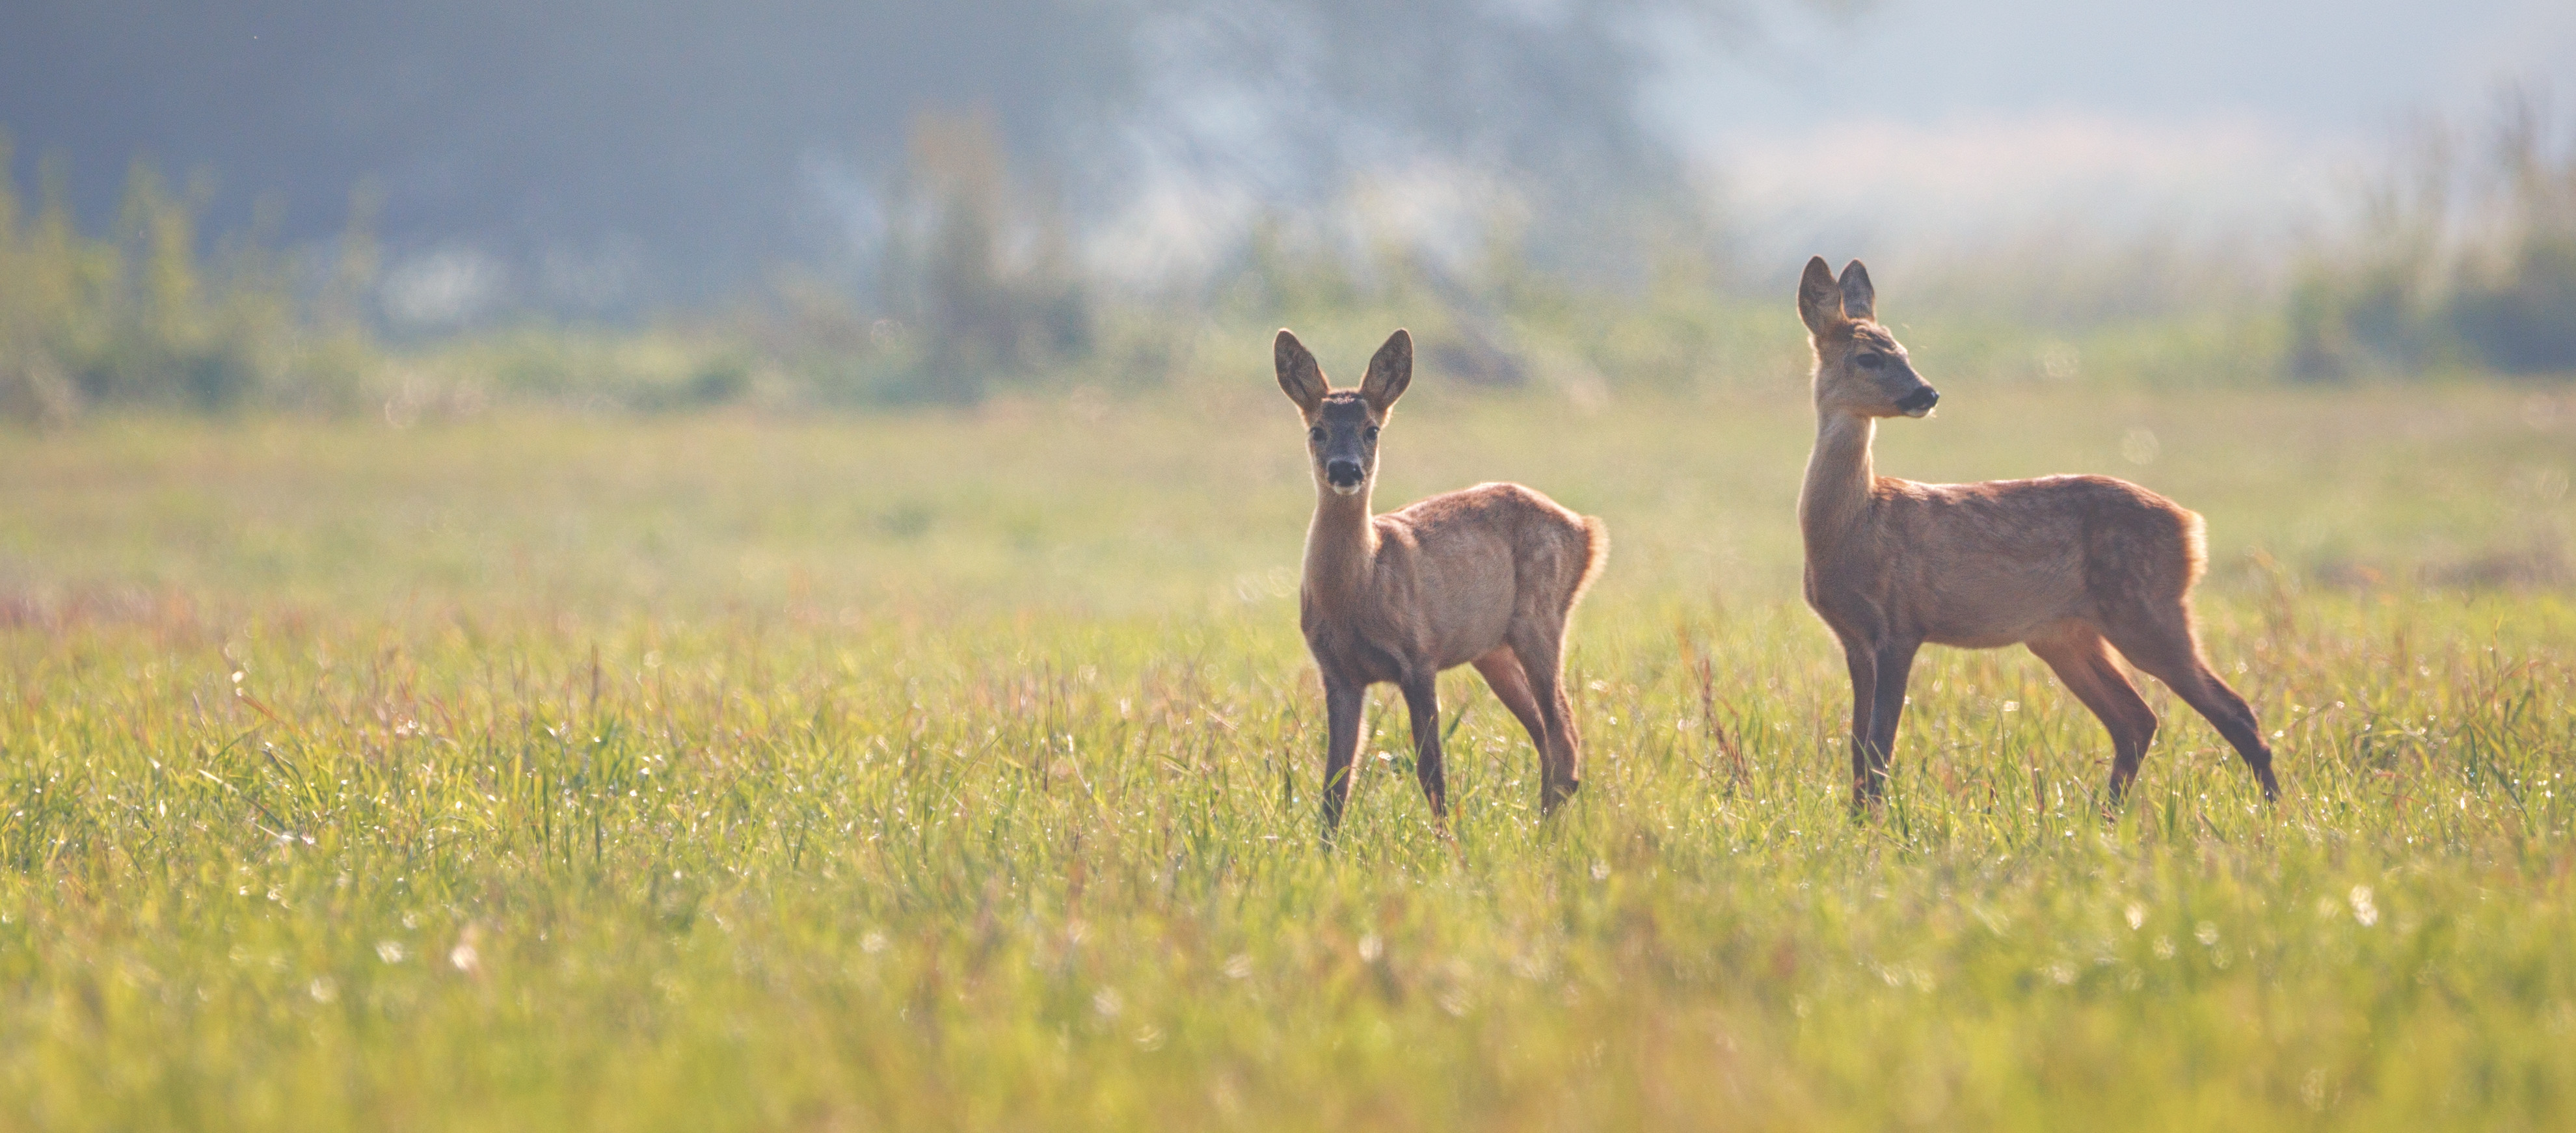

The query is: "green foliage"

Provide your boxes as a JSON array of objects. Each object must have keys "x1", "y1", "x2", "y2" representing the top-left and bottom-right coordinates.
[
  {"x1": 8, "y1": 92, "x2": 2569, "y2": 427},
  {"x1": 871, "y1": 111, "x2": 1093, "y2": 404},
  {"x1": 2449, "y1": 232, "x2": 2576, "y2": 375},
  {"x1": 0, "y1": 385, "x2": 2573, "y2": 1128},
  {"x1": 2289, "y1": 88, "x2": 2576, "y2": 380},
  {"x1": 0, "y1": 144, "x2": 378, "y2": 421}
]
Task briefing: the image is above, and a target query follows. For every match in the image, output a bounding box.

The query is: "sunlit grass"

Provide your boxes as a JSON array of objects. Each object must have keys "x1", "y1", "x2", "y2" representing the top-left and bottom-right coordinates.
[{"x1": 1, "y1": 382, "x2": 2572, "y2": 1129}]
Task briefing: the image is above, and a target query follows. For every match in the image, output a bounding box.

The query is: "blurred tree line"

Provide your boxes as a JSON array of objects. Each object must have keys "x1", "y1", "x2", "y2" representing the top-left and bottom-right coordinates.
[
  {"x1": 0, "y1": 0, "x2": 1723, "y2": 313},
  {"x1": 2290, "y1": 86, "x2": 2576, "y2": 380},
  {"x1": 0, "y1": 139, "x2": 377, "y2": 423},
  {"x1": 0, "y1": 0, "x2": 1773, "y2": 418},
  {"x1": 5, "y1": 75, "x2": 2574, "y2": 421}
]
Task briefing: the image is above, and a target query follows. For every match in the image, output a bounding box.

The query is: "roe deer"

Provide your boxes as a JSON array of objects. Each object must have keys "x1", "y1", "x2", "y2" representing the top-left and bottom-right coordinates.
[
  {"x1": 1276, "y1": 328, "x2": 1608, "y2": 833},
  {"x1": 1793, "y1": 257, "x2": 2280, "y2": 810}
]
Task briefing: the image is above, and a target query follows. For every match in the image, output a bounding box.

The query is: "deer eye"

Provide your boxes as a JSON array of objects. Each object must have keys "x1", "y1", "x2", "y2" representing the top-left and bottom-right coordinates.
[
  {"x1": 1363, "y1": 426, "x2": 1379, "y2": 442},
  {"x1": 1308, "y1": 427, "x2": 1325, "y2": 443},
  {"x1": 1855, "y1": 354, "x2": 1885, "y2": 370}
]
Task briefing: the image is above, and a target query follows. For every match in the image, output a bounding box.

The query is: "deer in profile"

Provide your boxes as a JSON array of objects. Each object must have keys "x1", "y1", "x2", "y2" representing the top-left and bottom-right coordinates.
[
  {"x1": 1276, "y1": 328, "x2": 1608, "y2": 834},
  {"x1": 1794, "y1": 256, "x2": 2279, "y2": 810}
]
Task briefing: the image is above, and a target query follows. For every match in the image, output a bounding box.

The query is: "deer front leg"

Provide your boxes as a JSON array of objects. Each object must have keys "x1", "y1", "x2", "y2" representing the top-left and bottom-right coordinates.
[
  {"x1": 1398, "y1": 673, "x2": 1447, "y2": 823},
  {"x1": 1320, "y1": 678, "x2": 1365, "y2": 838},
  {"x1": 1840, "y1": 641, "x2": 1882, "y2": 810},
  {"x1": 1866, "y1": 637, "x2": 1921, "y2": 797}
]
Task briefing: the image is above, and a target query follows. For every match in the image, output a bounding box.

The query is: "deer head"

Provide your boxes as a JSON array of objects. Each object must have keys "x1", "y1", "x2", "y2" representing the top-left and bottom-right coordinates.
[
  {"x1": 1276, "y1": 328, "x2": 1412, "y2": 497},
  {"x1": 1799, "y1": 256, "x2": 1938, "y2": 420}
]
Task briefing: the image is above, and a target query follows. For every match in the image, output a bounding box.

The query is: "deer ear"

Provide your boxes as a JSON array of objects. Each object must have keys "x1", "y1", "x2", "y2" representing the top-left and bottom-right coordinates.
[
  {"x1": 1275, "y1": 328, "x2": 1326, "y2": 413},
  {"x1": 1838, "y1": 260, "x2": 1875, "y2": 323},
  {"x1": 1360, "y1": 328, "x2": 1412, "y2": 412},
  {"x1": 1797, "y1": 256, "x2": 1844, "y2": 335}
]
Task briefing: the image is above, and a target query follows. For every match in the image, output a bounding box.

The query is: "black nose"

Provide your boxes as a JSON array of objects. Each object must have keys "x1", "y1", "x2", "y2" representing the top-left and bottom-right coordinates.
[
  {"x1": 1896, "y1": 386, "x2": 1940, "y2": 414},
  {"x1": 1326, "y1": 459, "x2": 1365, "y2": 486}
]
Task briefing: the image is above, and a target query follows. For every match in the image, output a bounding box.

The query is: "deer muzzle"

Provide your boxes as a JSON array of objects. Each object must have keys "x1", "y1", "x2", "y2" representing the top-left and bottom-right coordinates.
[
  {"x1": 1896, "y1": 386, "x2": 1939, "y2": 417},
  {"x1": 1325, "y1": 459, "x2": 1366, "y2": 492}
]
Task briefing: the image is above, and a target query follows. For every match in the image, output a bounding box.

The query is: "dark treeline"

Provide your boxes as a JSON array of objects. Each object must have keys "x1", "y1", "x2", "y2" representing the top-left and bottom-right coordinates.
[
  {"x1": 0, "y1": 0, "x2": 1124, "y2": 312},
  {"x1": 0, "y1": 0, "x2": 1736, "y2": 317},
  {"x1": 2, "y1": 6, "x2": 2571, "y2": 421},
  {"x1": 2289, "y1": 85, "x2": 2576, "y2": 380}
]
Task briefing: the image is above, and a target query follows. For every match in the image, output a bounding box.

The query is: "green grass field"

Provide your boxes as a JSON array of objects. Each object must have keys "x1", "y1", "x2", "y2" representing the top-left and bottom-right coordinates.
[{"x1": 3, "y1": 376, "x2": 2573, "y2": 1130}]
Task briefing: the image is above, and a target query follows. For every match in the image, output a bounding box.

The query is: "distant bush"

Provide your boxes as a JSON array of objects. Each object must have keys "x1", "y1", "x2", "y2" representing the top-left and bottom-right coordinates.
[
  {"x1": 868, "y1": 111, "x2": 1092, "y2": 403},
  {"x1": 2449, "y1": 228, "x2": 2576, "y2": 373},
  {"x1": 0, "y1": 142, "x2": 379, "y2": 422},
  {"x1": 2289, "y1": 87, "x2": 2576, "y2": 380}
]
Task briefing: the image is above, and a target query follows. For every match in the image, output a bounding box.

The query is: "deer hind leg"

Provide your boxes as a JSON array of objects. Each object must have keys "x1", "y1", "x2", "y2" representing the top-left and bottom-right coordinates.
[
  {"x1": 1397, "y1": 671, "x2": 1449, "y2": 822},
  {"x1": 2028, "y1": 628, "x2": 2159, "y2": 805},
  {"x1": 2102, "y1": 606, "x2": 2280, "y2": 801},
  {"x1": 1506, "y1": 623, "x2": 1581, "y2": 816},
  {"x1": 1471, "y1": 646, "x2": 1553, "y2": 763}
]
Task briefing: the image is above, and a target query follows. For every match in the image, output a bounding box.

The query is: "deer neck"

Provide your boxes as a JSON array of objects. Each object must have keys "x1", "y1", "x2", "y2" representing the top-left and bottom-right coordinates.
[
  {"x1": 1800, "y1": 409, "x2": 1878, "y2": 557},
  {"x1": 1302, "y1": 483, "x2": 1379, "y2": 604}
]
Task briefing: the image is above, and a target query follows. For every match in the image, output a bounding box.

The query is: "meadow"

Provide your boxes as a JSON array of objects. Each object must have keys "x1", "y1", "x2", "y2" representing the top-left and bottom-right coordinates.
[{"x1": 3, "y1": 371, "x2": 2573, "y2": 1130}]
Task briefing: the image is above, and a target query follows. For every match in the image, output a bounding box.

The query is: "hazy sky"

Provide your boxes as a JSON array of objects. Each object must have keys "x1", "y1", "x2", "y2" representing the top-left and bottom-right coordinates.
[
  {"x1": 1671, "y1": 0, "x2": 2575, "y2": 133},
  {"x1": 1656, "y1": 0, "x2": 2576, "y2": 263}
]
